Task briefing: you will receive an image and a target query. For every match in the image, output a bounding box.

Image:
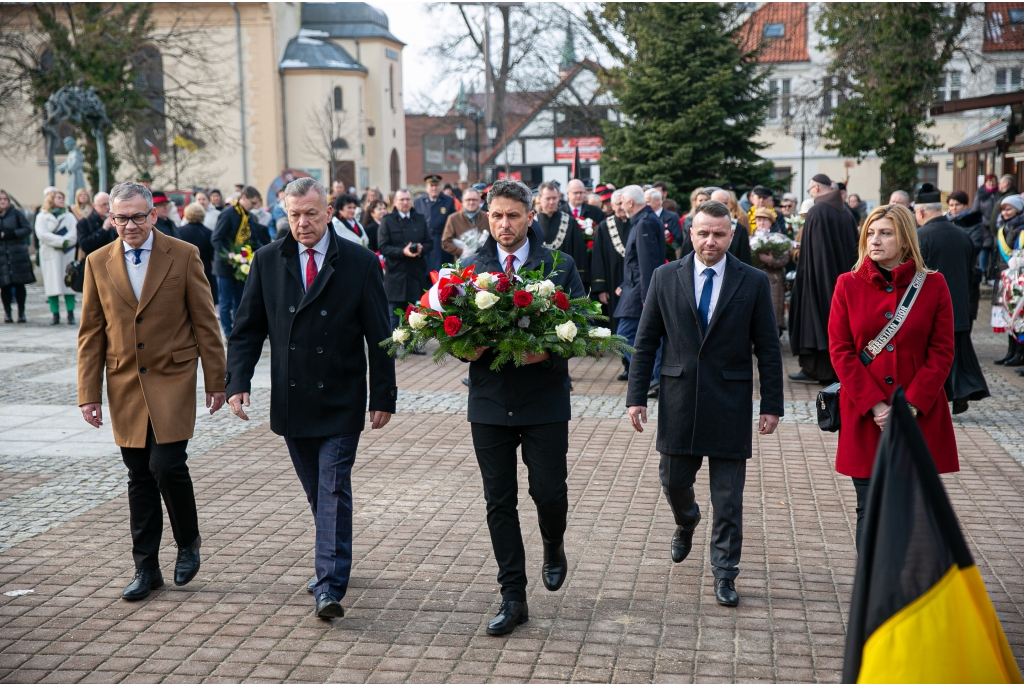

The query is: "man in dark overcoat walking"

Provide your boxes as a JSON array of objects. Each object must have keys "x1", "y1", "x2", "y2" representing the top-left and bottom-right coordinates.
[
  {"x1": 225, "y1": 178, "x2": 396, "y2": 620},
  {"x1": 626, "y1": 200, "x2": 784, "y2": 608},
  {"x1": 914, "y1": 183, "x2": 990, "y2": 414},
  {"x1": 378, "y1": 189, "x2": 432, "y2": 332},
  {"x1": 459, "y1": 179, "x2": 585, "y2": 637},
  {"x1": 591, "y1": 189, "x2": 631, "y2": 379}
]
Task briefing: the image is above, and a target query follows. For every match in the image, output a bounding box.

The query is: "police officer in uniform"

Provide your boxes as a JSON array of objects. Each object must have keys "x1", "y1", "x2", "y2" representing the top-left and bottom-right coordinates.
[{"x1": 415, "y1": 174, "x2": 457, "y2": 273}]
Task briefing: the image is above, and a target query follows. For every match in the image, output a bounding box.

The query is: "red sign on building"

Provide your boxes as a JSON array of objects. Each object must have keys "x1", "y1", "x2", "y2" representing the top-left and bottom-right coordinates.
[
  {"x1": 555, "y1": 137, "x2": 603, "y2": 162},
  {"x1": 497, "y1": 171, "x2": 523, "y2": 181}
]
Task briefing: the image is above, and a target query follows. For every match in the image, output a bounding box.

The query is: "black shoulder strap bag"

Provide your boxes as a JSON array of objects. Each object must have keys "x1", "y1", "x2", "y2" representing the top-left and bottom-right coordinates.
[{"x1": 816, "y1": 270, "x2": 927, "y2": 432}]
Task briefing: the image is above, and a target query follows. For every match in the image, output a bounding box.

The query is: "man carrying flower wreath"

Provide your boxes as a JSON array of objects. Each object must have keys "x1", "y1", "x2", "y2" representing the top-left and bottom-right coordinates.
[{"x1": 459, "y1": 179, "x2": 585, "y2": 637}]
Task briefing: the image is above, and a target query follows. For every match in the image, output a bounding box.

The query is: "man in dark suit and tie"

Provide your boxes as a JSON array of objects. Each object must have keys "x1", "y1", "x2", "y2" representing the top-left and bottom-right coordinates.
[
  {"x1": 626, "y1": 200, "x2": 784, "y2": 607},
  {"x1": 225, "y1": 177, "x2": 396, "y2": 620}
]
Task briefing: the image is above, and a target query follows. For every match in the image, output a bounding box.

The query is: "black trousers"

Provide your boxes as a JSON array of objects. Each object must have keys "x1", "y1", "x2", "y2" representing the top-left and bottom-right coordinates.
[
  {"x1": 660, "y1": 453, "x2": 746, "y2": 580},
  {"x1": 852, "y1": 477, "x2": 870, "y2": 552},
  {"x1": 471, "y1": 422, "x2": 569, "y2": 601},
  {"x1": 1, "y1": 284, "x2": 26, "y2": 312},
  {"x1": 120, "y1": 426, "x2": 199, "y2": 570}
]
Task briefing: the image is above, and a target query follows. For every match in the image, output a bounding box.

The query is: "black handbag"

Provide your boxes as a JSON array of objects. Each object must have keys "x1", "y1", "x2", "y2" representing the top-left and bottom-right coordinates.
[
  {"x1": 816, "y1": 271, "x2": 926, "y2": 433},
  {"x1": 65, "y1": 259, "x2": 85, "y2": 292}
]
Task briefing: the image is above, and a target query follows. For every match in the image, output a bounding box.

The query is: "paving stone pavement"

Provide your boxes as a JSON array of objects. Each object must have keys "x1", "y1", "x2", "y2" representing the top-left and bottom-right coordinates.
[{"x1": 3, "y1": 283, "x2": 1024, "y2": 683}]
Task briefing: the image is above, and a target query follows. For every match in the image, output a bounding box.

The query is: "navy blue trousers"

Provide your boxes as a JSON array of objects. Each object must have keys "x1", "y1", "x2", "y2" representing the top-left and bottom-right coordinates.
[
  {"x1": 284, "y1": 433, "x2": 360, "y2": 599},
  {"x1": 216, "y1": 276, "x2": 245, "y2": 337},
  {"x1": 617, "y1": 316, "x2": 662, "y2": 380}
]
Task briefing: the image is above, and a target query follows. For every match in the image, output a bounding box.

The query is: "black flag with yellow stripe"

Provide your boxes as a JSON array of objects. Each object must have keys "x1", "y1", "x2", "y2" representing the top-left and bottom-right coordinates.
[{"x1": 842, "y1": 388, "x2": 1022, "y2": 683}]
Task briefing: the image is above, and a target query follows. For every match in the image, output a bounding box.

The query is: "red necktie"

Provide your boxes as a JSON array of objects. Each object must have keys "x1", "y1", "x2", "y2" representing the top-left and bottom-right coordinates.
[
  {"x1": 305, "y1": 249, "x2": 318, "y2": 291},
  {"x1": 573, "y1": 207, "x2": 579, "y2": 219},
  {"x1": 504, "y1": 254, "x2": 516, "y2": 276}
]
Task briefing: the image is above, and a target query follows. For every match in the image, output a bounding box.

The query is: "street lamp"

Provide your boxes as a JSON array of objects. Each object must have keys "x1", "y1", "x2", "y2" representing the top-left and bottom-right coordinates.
[
  {"x1": 455, "y1": 120, "x2": 467, "y2": 142},
  {"x1": 486, "y1": 121, "x2": 497, "y2": 142}
]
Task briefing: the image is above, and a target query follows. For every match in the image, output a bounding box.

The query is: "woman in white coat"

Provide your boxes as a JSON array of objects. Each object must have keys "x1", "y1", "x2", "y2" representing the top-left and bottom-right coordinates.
[{"x1": 35, "y1": 189, "x2": 78, "y2": 325}]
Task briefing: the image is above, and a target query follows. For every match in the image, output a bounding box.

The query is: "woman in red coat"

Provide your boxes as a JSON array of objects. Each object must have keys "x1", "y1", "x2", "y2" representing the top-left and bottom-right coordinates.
[{"x1": 828, "y1": 203, "x2": 957, "y2": 548}]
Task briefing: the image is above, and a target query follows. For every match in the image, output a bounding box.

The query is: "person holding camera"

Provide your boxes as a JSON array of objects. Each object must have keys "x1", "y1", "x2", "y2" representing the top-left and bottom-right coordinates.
[{"x1": 378, "y1": 188, "x2": 432, "y2": 335}]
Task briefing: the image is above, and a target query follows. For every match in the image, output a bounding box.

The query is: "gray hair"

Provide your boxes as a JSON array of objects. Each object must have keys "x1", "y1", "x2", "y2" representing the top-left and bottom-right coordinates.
[
  {"x1": 109, "y1": 182, "x2": 153, "y2": 211},
  {"x1": 694, "y1": 200, "x2": 732, "y2": 219},
  {"x1": 488, "y1": 179, "x2": 533, "y2": 211},
  {"x1": 916, "y1": 202, "x2": 943, "y2": 213},
  {"x1": 1002, "y1": 174, "x2": 1016, "y2": 184},
  {"x1": 645, "y1": 188, "x2": 663, "y2": 202},
  {"x1": 782, "y1": 192, "x2": 798, "y2": 203},
  {"x1": 890, "y1": 189, "x2": 910, "y2": 204},
  {"x1": 284, "y1": 177, "x2": 327, "y2": 206},
  {"x1": 92, "y1": 191, "x2": 109, "y2": 204},
  {"x1": 620, "y1": 184, "x2": 646, "y2": 206},
  {"x1": 611, "y1": 189, "x2": 623, "y2": 202}
]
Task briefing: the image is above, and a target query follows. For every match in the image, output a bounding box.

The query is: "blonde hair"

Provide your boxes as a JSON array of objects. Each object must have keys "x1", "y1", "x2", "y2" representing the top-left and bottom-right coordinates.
[
  {"x1": 854, "y1": 204, "x2": 929, "y2": 274},
  {"x1": 75, "y1": 188, "x2": 90, "y2": 206},
  {"x1": 688, "y1": 187, "x2": 707, "y2": 217},
  {"x1": 41, "y1": 190, "x2": 63, "y2": 212},
  {"x1": 183, "y1": 202, "x2": 206, "y2": 224}
]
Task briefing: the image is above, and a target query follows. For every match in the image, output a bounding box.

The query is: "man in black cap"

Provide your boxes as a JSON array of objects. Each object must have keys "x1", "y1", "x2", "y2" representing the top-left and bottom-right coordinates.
[
  {"x1": 788, "y1": 173, "x2": 859, "y2": 383},
  {"x1": 749, "y1": 186, "x2": 787, "y2": 234},
  {"x1": 415, "y1": 174, "x2": 457, "y2": 273},
  {"x1": 914, "y1": 183, "x2": 990, "y2": 414}
]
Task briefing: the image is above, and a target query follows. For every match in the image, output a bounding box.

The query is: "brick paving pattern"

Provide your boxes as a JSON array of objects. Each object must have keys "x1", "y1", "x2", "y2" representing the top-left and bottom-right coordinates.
[{"x1": 2, "y1": 283, "x2": 1024, "y2": 682}]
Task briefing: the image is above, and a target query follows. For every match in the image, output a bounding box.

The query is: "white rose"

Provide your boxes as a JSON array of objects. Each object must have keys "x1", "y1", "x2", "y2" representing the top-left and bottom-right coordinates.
[
  {"x1": 539, "y1": 299, "x2": 551, "y2": 312},
  {"x1": 555, "y1": 321, "x2": 578, "y2": 342},
  {"x1": 588, "y1": 327, "x2": 611, "y2": 339},
  {"x1": 475, "y1": 290, "x2": 500, "y2": 310},
  {"x1": 408, "y1": 311, "x2": 428, "y2": 329},
  {"x1": 392, "y1": 328, "x2": 410, "y2": 343},
  {"x1": 239, "y1": 263, "x2": 250, "y2": 275},
  {"x1": 525, "y1": 282, "x2": 540, "y2": 294},
  {"x1": 475, "y1": 272, "x2": 495, "y2": 289},
  {"x1": 517, "y1": 316, "x2": 531, "y2": 328},
  {"x1": 584, "y1": 227, "x2": 594, "y2": 236},
  {"x1": 538, "y1": 280, "x2": 556, "y2": 297}
]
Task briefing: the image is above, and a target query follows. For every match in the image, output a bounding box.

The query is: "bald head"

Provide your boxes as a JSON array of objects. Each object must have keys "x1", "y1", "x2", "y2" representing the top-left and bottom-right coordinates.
[
  {"x1": 92, "y1": 192, "x2": 110, "y2": 218},
  {"x1": 567, "y1": 178, "x2": 587, "y2": 209},
  {"x1": 710, "y1": 189, "x2": 732, "y2": 207}
]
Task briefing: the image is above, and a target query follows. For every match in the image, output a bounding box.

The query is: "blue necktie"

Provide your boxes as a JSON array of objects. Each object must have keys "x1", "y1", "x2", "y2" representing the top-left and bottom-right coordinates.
[
  {"x1": 130, "y1": 248, "x2": 143, "y2": 265},
  {"x1": 698, "y1": 267, "x2": 715, "y2": 333}
]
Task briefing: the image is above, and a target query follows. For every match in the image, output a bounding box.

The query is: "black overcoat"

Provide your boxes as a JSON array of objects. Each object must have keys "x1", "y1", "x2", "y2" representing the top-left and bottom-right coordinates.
[
  {"x1": 590, "y1": 215, "x2": 630, "y2": 316},
  {"x1": 225, "y1": 228, "x2": 397, "y2": 438},
  {"x1": 377, "y1": 208, "x2": 432, "y2": 304},
  {"x1": 177, "y1": 221, "x2": 216, "y2": 288},
  {"x1": 613, "y1": 205, "x2": 666, "y2": 320},
  {"x1": 0, "y1": 207, "x2": 34, "y2": 287},
  {"x1": 211, "y1": 206, "x2": 262, "y2": 278},
  {"x1": 76, "y1": 210, "x2": 115, "y2": 256},
  {"x1": 537, "y1": 210, "x2": 590, "y2": 288},
  {"x1": 788, "y1": 190, "x2": 859, "y2": 356},
  {"x1": 461, "y1": 226, "x2": 585, "y2": 426},
  {"x1": 626, "y1": 253, "x2": 785, "y2": 458},
  {"x1": 918, "y1": 215, "x2": 974, "y2": 332},
  {"x1": 657, "y1": 208, "x2": 681, "y2": 261},
  {"x1": 951, "y1": 209, "x2": 986, "y2": 320}
]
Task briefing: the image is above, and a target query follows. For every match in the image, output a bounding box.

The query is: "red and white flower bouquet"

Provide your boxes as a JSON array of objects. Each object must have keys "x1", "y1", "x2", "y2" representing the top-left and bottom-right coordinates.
[{"x1": 381, "y1": 255, "x2": 633, "y2": 370}]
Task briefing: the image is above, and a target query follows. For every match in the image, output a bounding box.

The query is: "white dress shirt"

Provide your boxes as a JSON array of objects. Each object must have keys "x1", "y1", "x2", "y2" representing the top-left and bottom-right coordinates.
[
  {"x1": 497, "y1": 238, "x2": 531, "y2": 273},
  {"x1": 398, "y1": 211, "x2": 410, "y2": 220},
  {"x1": 297, "y1": 230, "x2": 330, "y2": 291},
  {"x1": 693, "y1": 254, "x2": 728, "y2": 322},
  {"x1": 122, "y1": 230, "x2": 155, "y2": 300}
]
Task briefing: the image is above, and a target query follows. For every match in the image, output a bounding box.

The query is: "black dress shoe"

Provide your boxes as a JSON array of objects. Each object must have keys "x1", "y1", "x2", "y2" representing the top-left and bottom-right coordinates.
[
  {"x1": 616, "y1": 370, "x2": 629, "y2": 381},
  {"x1": 541, "y1": 541, "x2": 567, "y2": 591},
  {"x1": 952, "y1": 399, "x2": 969, "y2": 415},
  {"x1": 788, "y1": 372, "x2": 818, "y2": 383},
  {"x1": 1006, "y1": 353, "x2": 1024, "y2": 367},
  {"x1": 671, "y1": 526, "x2": 695, "y2": 563},
  {"x1": 306, "y1": 576, "x2": 317, "y2": 593},
  {"x1": 1017, "y1": 367, "x2": 1024, "y2": 377},
  {"x1": 996, "y1": 338, "x2": 1017, "y2": 364},
  {"x1": 174, "y1": 535, "x2": 201, "y2": 586},
  {"x1": 3, "y1": 310, "x2": 11, "y2": 323},
  {"x1": 714, "y1": 578, "x2": 739, "y2": 607},
  {"x1": 486, "y1": 599, "x2": 528, "y2": 636},
  {"x1": 315, "y1": 592, "x2": 344, "y2": 619},
  {"x1": 461, "y1": 377, "x2": 470, "y2": 387},
  {"x1": 17, "y1": 312, "x2": 26, "y2": 323},
  {"x1": 123, "y1": 568, "x2": 164, "y2": 601}
]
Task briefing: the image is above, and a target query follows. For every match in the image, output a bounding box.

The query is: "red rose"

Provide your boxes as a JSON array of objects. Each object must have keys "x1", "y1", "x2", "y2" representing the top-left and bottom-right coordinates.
[
  {"x1": 587, "y1": 240, "x2": 594, "y2": 250},
  {"x1": 495, "y1": 277, "x2": 511, "y2": 293},
  {"x1": 404, "y1": 304, "x2": 416, "y2": 321},
  {"x1": 444, "y1": 315, "x2": 462, "y2": 336},
  {"x1": 513, "y1": 290, "x2": 533, "y2": 308},
  {"x1": 438, "y1": 284, "x2": 456, "y2": 303},
  {"x1": 552, "y1": 291, "x2": 570, "y2": 311}
]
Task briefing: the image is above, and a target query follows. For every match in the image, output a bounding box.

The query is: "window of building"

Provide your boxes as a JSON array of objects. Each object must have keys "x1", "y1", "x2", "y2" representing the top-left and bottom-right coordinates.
[
  {"x1": 768, "y1": 78, "x2": 791, "y2": 120},
  {"x1": 1010, "y1": 8, "x2": 1024, "y2": 23},
  {"x1": 763, "y1": 23, "x2": 785, "y2": 38},
  {"x1": 996, "y1": 68, "x2": 1022, "y2": 93},
  {"x1": 773, "y1": 166, "x2": 793, "y2": 192},
  {"x1": 389, "y1": 65, "x2": 395, "y2": 111},
  {"x1": 132, "y1": 45, "x2": 166, "y2": 157},
  {"x1": 390, "y1": 149, "x2": 401, "y2": 191},
  {"x1": 333, "y1": 87, "x2": 343, "y2": 111},
  {"x1": 934, "y1": 71, "x2": 961, "y2": 102},
  {"x1": 917, "y1": 163, "x2": 939, "y2": 188},
  {"x1": 422, "y1": 134, "x2": 465, "y2": 172},
  {"x1": 822, "y1": 74, "x2": 846, "y2": 115}
]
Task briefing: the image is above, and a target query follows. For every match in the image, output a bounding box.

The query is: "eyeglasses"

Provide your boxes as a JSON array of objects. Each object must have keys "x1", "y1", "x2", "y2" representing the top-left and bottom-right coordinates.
[{"x1": 111, "y1": 213, "x2": 151, "y2": 227}]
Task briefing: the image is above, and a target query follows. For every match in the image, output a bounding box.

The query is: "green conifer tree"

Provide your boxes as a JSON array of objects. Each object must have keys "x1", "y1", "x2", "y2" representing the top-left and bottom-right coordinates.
[{"x1": 594, "y1": 3, "x2": 774, "y2": 207}]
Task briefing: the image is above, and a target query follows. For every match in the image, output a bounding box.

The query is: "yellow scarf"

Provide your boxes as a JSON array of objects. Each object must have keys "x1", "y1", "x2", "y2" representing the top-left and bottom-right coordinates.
[{"x1": 233, "y1": 203, "x2": 251, "y2": 245}]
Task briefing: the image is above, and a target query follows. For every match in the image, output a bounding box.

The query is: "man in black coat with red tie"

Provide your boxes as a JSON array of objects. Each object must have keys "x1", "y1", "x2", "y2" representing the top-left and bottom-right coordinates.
[
  {"x1": 225, "y1": 178, "x2": 396, "y2": 620},
  {"x1": 459, "y1": 179, "x2": 585, "y2": 637}
]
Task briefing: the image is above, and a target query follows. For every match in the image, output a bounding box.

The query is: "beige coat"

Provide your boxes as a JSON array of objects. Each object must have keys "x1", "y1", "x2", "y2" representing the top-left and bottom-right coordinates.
[
  {"x1": 441, "y1": 210, "x2": 489, "y2": 259},
  {"x1": 77, "y1": 230, "x2": 226, "y2": 447}
]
